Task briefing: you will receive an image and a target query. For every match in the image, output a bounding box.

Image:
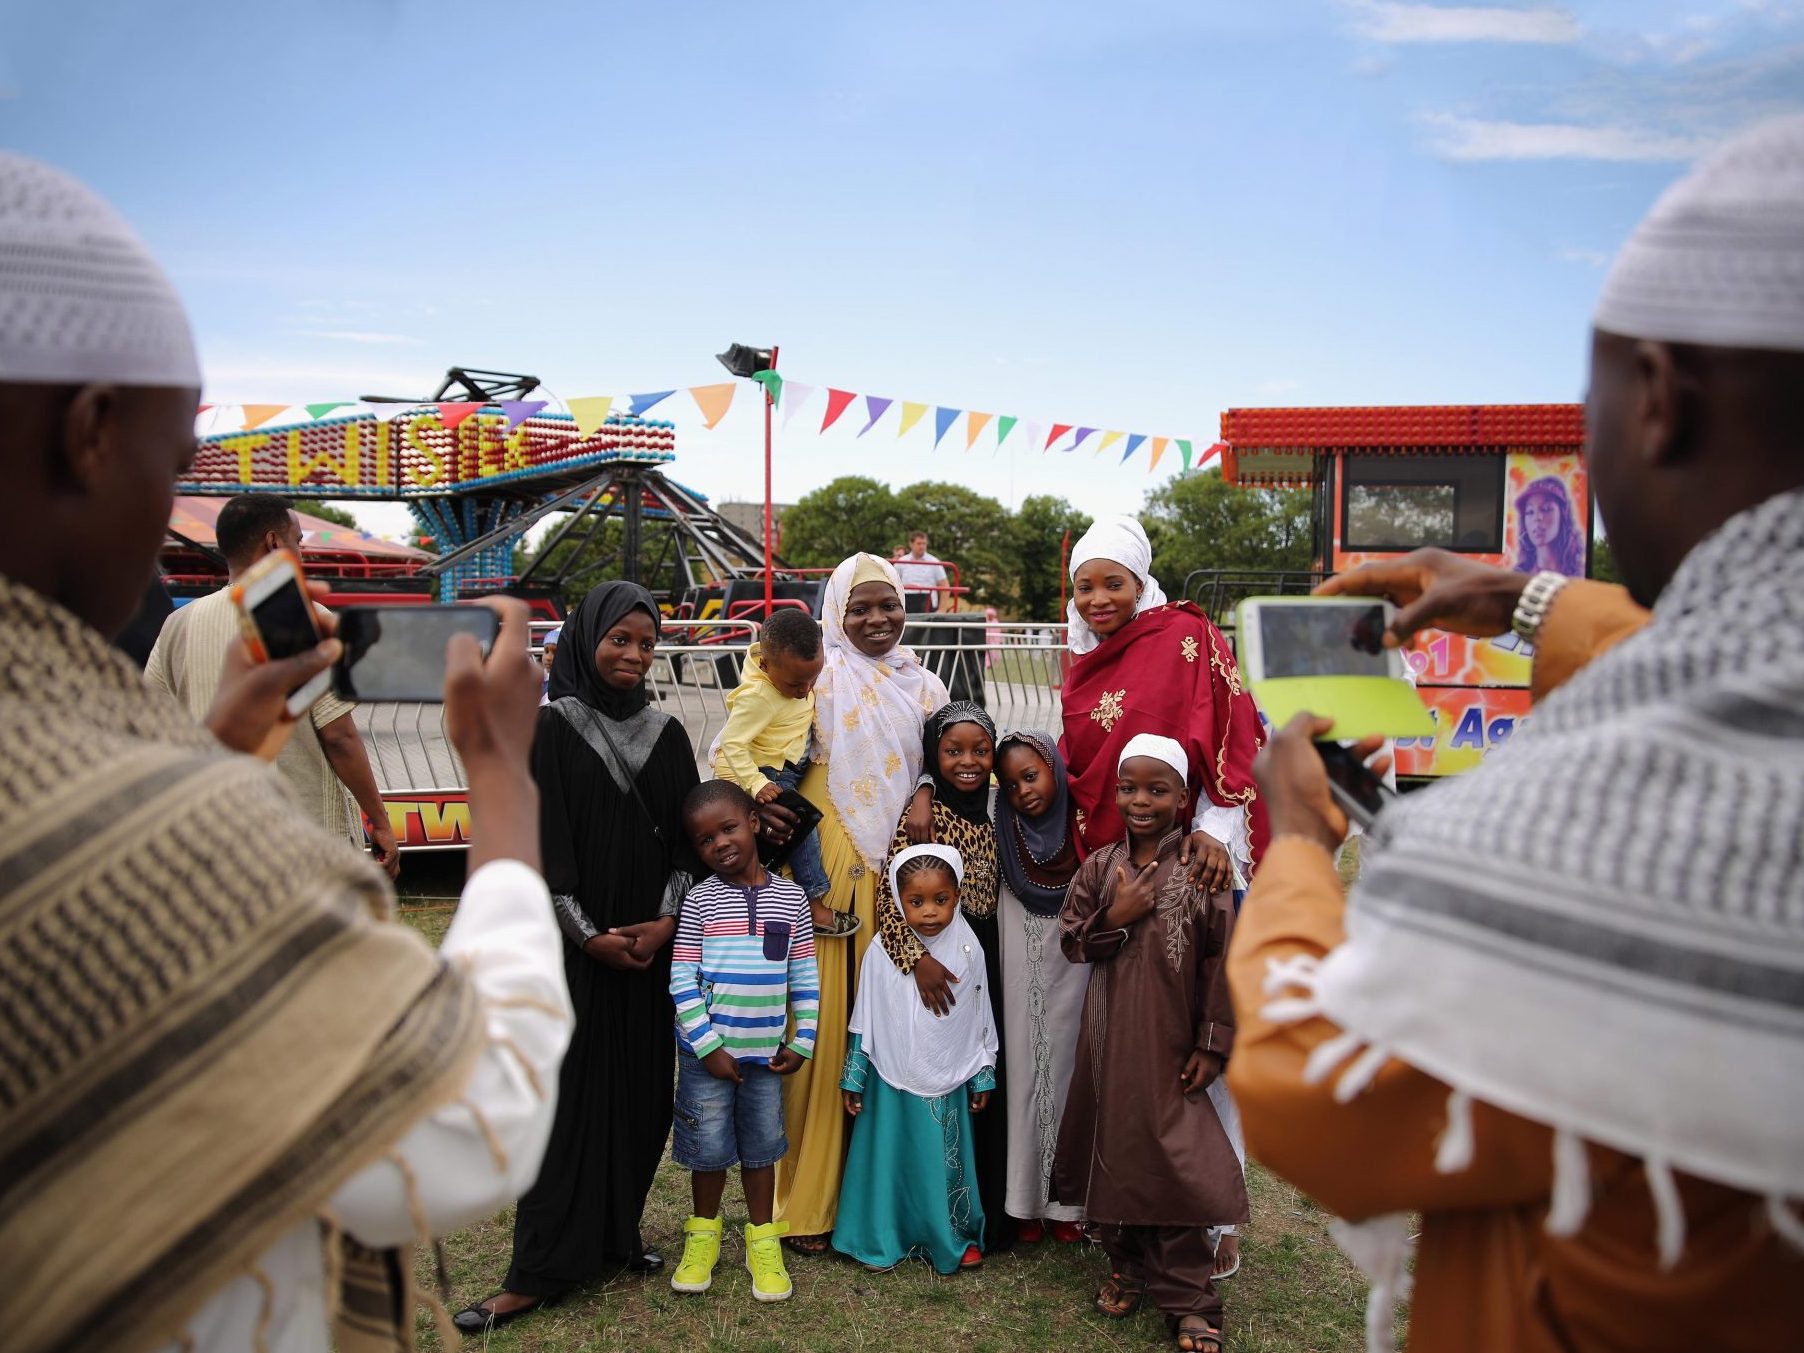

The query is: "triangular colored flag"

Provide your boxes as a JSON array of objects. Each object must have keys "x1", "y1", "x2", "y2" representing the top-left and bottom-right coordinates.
[
  {"x1": 751, "y1": 370, "x2": 783, "y2": 405},
  {"x1": 782, "y1": 383, "x2": 818, "y2": 428},
  {"x1": 628, "y1": 390, "x2": 675, "y2": 417},
  {"x1": 370, "y1": 402, "x2": 418, "y2": 423},
  {"x1": 1097, "y1": 430, "x2": 1125, "y2": 457},
  {"x1": 500, "y1": 399, "x2": 548, "y2": 430},
  {"x1": 1176, "y1": 438, "x2": 1194, "y2": 472},
  {"x1": 933, "y1": 406, "x2": 962, "y2": 448},
  {"x1": 1124, "y1": 433, "x2": 1148, "y2": 464},
  {"x1": 436, "y1": 402, "x2": 483, "y2": 429},
  {"x1": 306, "y1": 401, "x2": 351, "y2": 420},
  {"x1": 1022, "y1": 420, "x2": 1045, "y2": 457},
  {"x1": 858, "y1": 395, "x2": 894, "y2": 436},
  {"x1": 688, "y1": 383, "x2": 736, "y2": 429},
  {"x1": 1069, "y1": 427, "x2": 1097, "y2": 452},
  {"x1": 964, "y1": 412, "x2": 993, "y2": 450},
  {"x1": 1149, "y1": 436, "x2": 1170, "y2": 472},
  {"x1": 1044, "y1": 423, "x2": 1073, "y2": 451},
  {"x1": 996, "y1": 415, "x2": 1018, "y2": 447},
  {"x1": 196, "y1": 403, "x2": 214, "y2": 415},
  {"x1": 241, "y1": 404, "x2": 290, "y2": 430},
  {"x1": 1197, "y1": 441, "x2": 1227, "y2": 470},
  {"x1": 568, "y1": 396, "x2": 614, "y2": 436},
  {"x1": 897, "y1": 401, "x2": 929, "y2": 437},
  {"x1": 821, "y1": 388, "x2": 858, "y2": 433}
]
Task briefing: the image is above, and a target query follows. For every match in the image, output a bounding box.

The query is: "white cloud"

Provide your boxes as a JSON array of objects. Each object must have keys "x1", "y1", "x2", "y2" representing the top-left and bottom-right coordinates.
[
  {"x1": 293, "y1": 329, "x2": 424, "y2": 346},
  {"x1": 1348, "y1": 2, "x2": 1582, "y2": 44},
  {"x1": 1421, "y1": 113, "x2": 1715, "y2": 160}
]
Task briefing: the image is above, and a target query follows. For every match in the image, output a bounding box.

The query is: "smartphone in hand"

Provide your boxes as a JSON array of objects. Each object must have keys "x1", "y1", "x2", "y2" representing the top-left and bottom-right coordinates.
[
  {"x1": 1315, "y1": 741, "x2": 1394, "y2": 830},
  {"x1": 333, "y1": 605, "x2": 502, "y2": 702},
  {"x1": 229, "y1": 551, "x2": 330, "y2": 717}
]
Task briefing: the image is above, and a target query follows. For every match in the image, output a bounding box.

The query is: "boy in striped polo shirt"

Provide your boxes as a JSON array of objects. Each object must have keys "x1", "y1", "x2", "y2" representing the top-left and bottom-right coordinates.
[{"x1": 669, "y1": 780, "x2": 820, "y2": 1302}]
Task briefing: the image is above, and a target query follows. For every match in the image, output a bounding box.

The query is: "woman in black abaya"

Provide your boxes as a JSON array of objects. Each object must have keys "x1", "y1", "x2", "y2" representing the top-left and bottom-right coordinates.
[{"x1": 456, "y1": 582, "x2": 699, "y2": 1333}]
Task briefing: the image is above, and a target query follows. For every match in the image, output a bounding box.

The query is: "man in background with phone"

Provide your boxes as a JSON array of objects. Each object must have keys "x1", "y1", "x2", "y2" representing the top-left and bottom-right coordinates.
[
  {"x1": 146, "y1": 492, "x2": 402, "y2": 876},
  {"x1": 1226, "y1": 117, "x2": 1804, "y2": 1351}
]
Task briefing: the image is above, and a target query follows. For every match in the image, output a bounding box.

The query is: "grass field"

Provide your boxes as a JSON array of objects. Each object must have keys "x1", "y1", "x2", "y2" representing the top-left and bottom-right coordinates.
[{"x1": 396, "y1": 854, "x2": 1383, "y2": 1352}]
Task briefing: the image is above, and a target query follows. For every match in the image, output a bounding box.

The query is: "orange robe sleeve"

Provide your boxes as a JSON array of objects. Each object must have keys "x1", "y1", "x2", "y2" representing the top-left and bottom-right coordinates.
[
  {"x1": 1226, "y1": 838, "x2": 1556, "y2": 1220},
  {"x1": 1529, "y1": 579, "x2": 1649, "y2": 701}
]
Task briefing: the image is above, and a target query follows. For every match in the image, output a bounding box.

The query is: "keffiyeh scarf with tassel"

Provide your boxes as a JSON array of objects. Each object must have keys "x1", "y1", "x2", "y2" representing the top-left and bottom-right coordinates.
[{"x1": 1263, "y1": 487, "x2": 1804, "y2": 1348}]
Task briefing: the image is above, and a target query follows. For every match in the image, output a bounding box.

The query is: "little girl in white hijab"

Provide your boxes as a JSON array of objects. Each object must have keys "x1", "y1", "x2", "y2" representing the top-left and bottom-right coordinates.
[{"x1": 832, "y1": 845, "x2": 999, "y2": 1274}]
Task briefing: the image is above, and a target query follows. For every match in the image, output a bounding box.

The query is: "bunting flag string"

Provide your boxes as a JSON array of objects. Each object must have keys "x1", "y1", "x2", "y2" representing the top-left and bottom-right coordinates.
[{"x1": 198, "y1": 370, "x2": 1215, "y2": 476}]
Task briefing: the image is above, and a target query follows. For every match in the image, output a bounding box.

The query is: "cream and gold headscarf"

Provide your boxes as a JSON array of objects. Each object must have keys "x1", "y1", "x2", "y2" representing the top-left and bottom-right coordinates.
[{"x1": 811, "y1": 553, "x2": 948, "y2": 867}]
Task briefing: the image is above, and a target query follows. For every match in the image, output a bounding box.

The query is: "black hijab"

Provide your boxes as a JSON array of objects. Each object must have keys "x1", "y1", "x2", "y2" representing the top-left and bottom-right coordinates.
[
  {"x1": 993, "y1": 729, "x2": 1078, "y2": 916},
  {"x1": 923, "y1": 700, "x2": 998, "y2": 827},
  {"x1": 548, "y1": 580, "x2": 661, "y2": 719}
]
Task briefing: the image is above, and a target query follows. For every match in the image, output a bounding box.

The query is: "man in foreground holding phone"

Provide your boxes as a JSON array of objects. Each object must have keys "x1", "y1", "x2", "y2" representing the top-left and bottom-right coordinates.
[
  {"x1": 147, "y1": 492, "x2": 402, "y2": 876},
  {"x1": 0, "y1": 152, "x2": 574, "y2": 1353},
  {"x1": 1227, "y1": 117, "x2": 1804, "y2": 1351}
]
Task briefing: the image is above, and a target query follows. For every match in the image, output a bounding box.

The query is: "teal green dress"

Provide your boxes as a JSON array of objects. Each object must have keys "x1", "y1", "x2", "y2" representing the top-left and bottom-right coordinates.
[{"x1": 832, "y1": 1033, "x2": 997, "y2": 1274}]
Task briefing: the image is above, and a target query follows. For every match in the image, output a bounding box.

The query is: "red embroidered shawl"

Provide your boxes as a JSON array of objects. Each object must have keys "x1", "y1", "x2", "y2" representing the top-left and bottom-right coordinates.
[{"x1": 1058, "y1": 602, "x2": 1269, "y2": 866}]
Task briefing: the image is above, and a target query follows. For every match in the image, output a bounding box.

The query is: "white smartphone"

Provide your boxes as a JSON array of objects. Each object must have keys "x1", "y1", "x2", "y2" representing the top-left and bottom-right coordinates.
[{"x1": 229, "y1": 551, "x2": 331, "y2": 718}]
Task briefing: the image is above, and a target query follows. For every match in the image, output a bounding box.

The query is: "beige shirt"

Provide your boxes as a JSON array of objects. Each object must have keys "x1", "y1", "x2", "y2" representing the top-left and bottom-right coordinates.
[{"x1": 145, "y1": 588, "x2": 360, "y2": 844}]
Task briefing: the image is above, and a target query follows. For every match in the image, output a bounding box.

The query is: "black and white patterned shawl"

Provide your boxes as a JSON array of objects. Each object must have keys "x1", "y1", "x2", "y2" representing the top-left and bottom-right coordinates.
[{"x1": 1264, "y1": 486, "x2": 1804, "y2": 1336}]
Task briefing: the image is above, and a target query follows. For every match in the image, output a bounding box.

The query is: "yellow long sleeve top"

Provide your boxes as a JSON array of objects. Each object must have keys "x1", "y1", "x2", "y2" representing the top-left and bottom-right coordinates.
[{"x1": 712, "y1": 643, "x2": 815, "y2": 797}]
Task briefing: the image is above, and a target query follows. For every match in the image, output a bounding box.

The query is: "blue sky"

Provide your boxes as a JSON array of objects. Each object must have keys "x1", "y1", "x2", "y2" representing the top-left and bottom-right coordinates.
[{"x1": 4, "y1": 1, "x2": 1801, "y2": 538}]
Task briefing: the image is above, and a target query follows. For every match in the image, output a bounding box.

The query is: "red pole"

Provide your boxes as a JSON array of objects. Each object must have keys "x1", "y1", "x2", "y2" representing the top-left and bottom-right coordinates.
[
  {"x1": 763, "y1": 345, "x2": 779, "y2": 618},
  {"x1": 1058, "y1": 527, "x2": 1072, "y2": 621}
]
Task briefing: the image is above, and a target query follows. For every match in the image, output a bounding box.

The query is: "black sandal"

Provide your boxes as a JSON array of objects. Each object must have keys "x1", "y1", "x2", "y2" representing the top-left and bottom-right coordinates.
[
  {"x1": 1094, "y1": 1272, "x2": 1146, "y2": 1319},
  {"x1": 1173, "y1": 1315, "x2": 1223, "y2": 1352},
  {"x1": 783, "y1": 1233, "x2": 831, "y2": 1256},
  {"x1": 450, "y1": 1292, "x2": 555, "y2": 1335}
]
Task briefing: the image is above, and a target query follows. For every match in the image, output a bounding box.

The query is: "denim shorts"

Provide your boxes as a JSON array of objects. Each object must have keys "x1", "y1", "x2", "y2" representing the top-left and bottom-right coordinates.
[{"x1": 672, "y1": 1050, "x2": 788, "y2": 1172}]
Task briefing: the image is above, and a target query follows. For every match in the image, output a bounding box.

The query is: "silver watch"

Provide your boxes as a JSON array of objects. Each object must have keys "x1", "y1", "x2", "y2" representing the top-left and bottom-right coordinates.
[{"x1": 1510, "y1": 570, "x2": 1572, "y2": 643}]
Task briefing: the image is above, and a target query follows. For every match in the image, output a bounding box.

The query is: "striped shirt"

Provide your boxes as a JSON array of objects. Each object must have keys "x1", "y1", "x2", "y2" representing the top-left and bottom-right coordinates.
[{"x1": 670, "y1": 873, "x2": 819, "y2": 1064}]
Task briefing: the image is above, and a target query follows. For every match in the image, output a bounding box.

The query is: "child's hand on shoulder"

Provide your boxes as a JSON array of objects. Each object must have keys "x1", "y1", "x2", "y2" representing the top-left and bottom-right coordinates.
[
  {"x1": 969, "y1": 1089, "x2": 990, "y2": 1114},
  {"x1": 756, "y1": 782, "x2": 782, "y2": 805},
  {"x1": 702, "y1": 1048, "x2": 744, "y2": 1084},
  {"x1": 1179, "y1": 1049, "x2": 1223, "y2": 1098},
  {"x1": 904, "y1": 785, "x2": 936, "y2": 843},
  {"x1": 1110, "y1": 863, "x2": 1158, "y2": 927},
  {"x1": 769, "y1": 1045, "x2": 805, "y2": 1075},
  {"x1": 842, "y1": 1090, "x2": 863, "y2": 1117}
]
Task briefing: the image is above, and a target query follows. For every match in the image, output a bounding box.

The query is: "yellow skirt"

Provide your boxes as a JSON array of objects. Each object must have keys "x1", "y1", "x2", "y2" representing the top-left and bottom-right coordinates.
[{"x1": 775, "y1": 763, "x2": 878, "y2": 1236}]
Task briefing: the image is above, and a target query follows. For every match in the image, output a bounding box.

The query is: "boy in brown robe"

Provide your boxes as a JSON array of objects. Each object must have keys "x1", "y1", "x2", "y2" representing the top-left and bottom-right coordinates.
[{"x1": 1052, "y1": 733, "x2": 1246, "y2": 1353}]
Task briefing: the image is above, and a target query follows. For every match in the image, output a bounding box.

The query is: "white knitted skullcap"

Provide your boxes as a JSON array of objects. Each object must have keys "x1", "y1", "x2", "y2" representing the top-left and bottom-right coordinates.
[
  {"x1": 0, "y1": 153, "x2": 200, "y2": 387},
  {"x1": 1594, "y1": 113, "x2": 1804, "y2": 353}
]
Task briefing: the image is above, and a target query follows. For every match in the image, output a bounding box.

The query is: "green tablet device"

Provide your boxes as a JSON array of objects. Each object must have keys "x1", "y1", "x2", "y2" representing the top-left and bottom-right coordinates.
[{"x1": 1236, "y1": 596, "x2": 1436, "y2": 741}]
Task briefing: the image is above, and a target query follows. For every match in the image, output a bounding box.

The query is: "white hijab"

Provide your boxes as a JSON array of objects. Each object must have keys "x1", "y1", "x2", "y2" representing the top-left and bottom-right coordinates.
[
  {"x1": 812, "y1": 554, "x2": 949, "y2": 867},
  {"x1": 849, "y1": 845, "x2": 998, "y2": 1098},
  {"x1": 1065, "y1": 516, "x2": 1170, "y2": 655}
]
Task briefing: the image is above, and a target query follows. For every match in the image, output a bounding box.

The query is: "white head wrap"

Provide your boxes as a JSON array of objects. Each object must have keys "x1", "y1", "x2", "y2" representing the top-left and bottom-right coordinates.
[
  {"x1": 0, "y1": 154, "x2": 200, "y2": 388},
  {"x1": 851, "y1": 843, "x2": 997, "y2": 1098},
  {"x1": 1065, "y1": 515, "x2": 1170, "y2": 655},
  {"x1": 1594, "y1": 113, "x2": 1804, "y2": 353},
  {"x1": 1117, "y1": 732, "x2": 1188, "y2": 783},
  {"x1": 886, "y1": 842, "x2": 965, "y2": 901}
]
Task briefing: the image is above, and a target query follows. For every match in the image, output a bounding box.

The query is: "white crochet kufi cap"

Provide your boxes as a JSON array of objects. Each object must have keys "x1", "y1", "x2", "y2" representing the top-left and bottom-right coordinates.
[
  {"x1": 1118, "y1": 732, "x2": 1188, "y2": 783},
  {"x1": 1594, "y1": 113, "x2": 1804, "y2": 353},
  {"x1": 0, "y1": 152, "x2": 200, "y2": 386}
]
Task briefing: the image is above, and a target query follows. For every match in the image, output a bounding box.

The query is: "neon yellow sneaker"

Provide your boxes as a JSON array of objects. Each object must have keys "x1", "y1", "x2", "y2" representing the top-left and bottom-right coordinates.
[
  {"x1": 671, "y1": 1214, "x2": 723, "y2": 1293},
  {"x1": 744, "y1": 1220, "x2": 793, "y2": 1303}
]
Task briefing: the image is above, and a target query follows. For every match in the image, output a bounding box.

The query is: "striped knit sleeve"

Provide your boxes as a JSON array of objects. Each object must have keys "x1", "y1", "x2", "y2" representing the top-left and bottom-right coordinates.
[
  {"x1": 669, "y1": 882, "x2": 723, "y2": 1058},
  {"x1": 783, "y1": 882, "x2": 820, "y2": 1059}
]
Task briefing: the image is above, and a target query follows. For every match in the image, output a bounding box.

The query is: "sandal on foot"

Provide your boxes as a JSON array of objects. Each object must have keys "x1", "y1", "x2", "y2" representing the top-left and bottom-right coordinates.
[
  {"x1": 959, "y1": 1245, "x2": 984, "y2": 1269},
  {"x1": 814, "y1": 910, "x2": 861, "y2": 938},
  {"x1": 1094, "y1": 1272, "x2": 1146, "y2": 1319},
  {"x1": 782, "y1": 1233, "x2": 831, "y2": 1256},
  {"x1": 1051, "y1": 1221, "x2": 1085, "y2": 1244},
  {"x1": 450, "y1": 1293, "x2": 554, "y2": 1335},
  {"x1": 1211, "y1": 1237, "x2": 1240, "y2": 1281},
  {"x1": 1016, "y1": 1219, "x2": 1046, "y2": 1243},
  {"x1": 1173, "y1": 1315, "x2": 1223, "y2": 1352}
]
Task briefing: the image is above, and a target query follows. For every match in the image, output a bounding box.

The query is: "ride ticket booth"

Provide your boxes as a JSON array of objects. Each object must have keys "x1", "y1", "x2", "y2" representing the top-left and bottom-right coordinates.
[{"x1": 1211, "y1": 404, "x2": 1591, "y2": 783}]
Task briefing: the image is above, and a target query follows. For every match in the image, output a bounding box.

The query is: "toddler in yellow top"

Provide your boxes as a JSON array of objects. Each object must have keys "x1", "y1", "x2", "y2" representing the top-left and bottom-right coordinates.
[{"x1": 711, "y1": 609, "x2": 841, "y2": 934}]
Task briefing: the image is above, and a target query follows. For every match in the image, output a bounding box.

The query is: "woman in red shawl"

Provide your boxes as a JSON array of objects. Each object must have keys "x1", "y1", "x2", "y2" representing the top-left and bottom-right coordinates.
[{"x1": 1057, "y1": 515, "x2": 1268, "y2": 893}]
